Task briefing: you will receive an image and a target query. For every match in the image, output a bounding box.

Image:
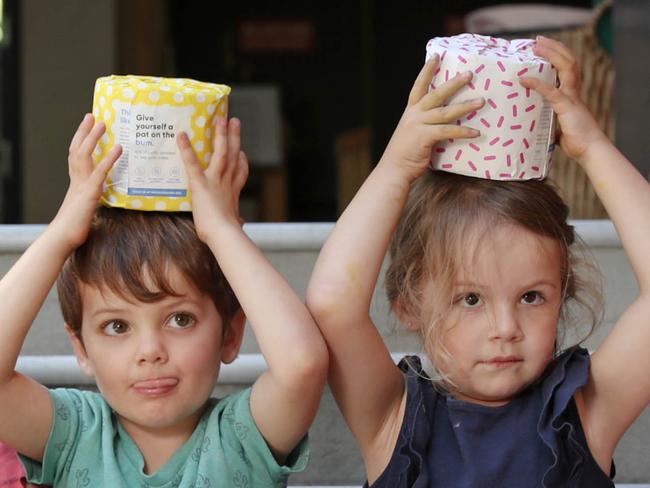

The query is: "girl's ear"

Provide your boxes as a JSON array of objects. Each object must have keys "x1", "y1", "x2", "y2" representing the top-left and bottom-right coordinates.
[
  {"x1": 65, "y1": 325, "x2": 95, "y2": 378},
  {"x1": 393, "y1": 301, "x2": 420, "y2": 332},
  {"x1": 221, "y1": 310, "x2": 246, "y2": 365}
]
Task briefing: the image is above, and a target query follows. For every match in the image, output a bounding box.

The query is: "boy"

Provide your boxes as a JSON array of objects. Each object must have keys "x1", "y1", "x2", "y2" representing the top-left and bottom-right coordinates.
[{"x1": 0, "y1": 114, "x2": 328, "y2": 486}]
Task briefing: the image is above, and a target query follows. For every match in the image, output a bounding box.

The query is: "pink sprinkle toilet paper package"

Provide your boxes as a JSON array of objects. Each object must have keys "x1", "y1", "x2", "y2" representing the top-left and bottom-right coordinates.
[{"x1": 426, "y1": 34, "x2": 557, "y2": 180}]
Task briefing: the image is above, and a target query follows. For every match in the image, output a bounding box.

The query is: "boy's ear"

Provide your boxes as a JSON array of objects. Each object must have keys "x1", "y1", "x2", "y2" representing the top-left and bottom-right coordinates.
[
  {"x1": 221, "y1": 310, "x2": 246, "y2": 365},
  {"x1": 65, "y1": 325, "x2": 95, "y2": 378}
]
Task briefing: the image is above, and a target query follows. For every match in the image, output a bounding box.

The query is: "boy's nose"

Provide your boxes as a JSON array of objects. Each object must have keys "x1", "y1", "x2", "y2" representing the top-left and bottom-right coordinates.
[
  {"x1": 135, "y1": 331, "x2": 169, "y2": 364},
  {"x1": 487, "y1": 304, "x2": 523, "y2": 341}
]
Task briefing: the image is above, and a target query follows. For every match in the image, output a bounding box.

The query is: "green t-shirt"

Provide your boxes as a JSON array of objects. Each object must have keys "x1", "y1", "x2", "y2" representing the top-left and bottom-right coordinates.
[{"x1": 20, "y1": 387, "x2": 308, "y2": 487}]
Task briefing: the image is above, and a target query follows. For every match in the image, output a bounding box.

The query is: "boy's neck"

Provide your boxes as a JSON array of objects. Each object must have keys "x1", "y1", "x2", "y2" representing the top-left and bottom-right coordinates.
[{"x1": 118, "y1": 409, "x2": 205, "y2": 475}]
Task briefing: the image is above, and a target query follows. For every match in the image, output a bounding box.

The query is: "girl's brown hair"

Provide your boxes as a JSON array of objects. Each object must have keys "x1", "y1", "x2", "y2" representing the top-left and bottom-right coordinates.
[
  {"x1": 385, "y1": 171, "x2": 602, "y2": 371},
  {"x1": 58, "y1": 206, "x2": 240, "y2": 337}
]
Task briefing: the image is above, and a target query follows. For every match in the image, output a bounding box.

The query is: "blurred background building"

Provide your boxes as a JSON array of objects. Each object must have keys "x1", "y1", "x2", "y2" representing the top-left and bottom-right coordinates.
[{"x1": 0, "y1": 0, "x2": 647, "y2": 224}]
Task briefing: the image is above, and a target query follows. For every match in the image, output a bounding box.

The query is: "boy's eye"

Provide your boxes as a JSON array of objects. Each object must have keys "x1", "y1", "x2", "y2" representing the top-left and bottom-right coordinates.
[
  {"x1": 167, "y1": 312, "x2": 196, "y2": 329},
  {"x1": 521, "y1": 291, "x2": 544, "y2": 305},
  {"x1": 460, "y1": 293, "x2": 482, "y2": 308},
  {"x1": 103, "y1": 320, "x2": 129, "y2": 336}
]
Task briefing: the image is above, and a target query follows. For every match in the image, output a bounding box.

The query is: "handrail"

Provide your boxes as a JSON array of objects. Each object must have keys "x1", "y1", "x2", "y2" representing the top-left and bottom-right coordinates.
[
  {"x1": 0, "y1": 220, "x2": 620, "y2": 253},
  {"x1": 17, "y1": 353, "x2": 414, "y2": 386}
]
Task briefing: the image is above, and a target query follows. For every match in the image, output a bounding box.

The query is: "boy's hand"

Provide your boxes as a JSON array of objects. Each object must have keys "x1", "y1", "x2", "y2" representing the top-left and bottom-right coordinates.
[
  {"x1": 52, "y1": 114, "x2": 122, "y2": 251},
  {"x1": 519, "y1": 36, "x2": 609, "y2": 164},
  {"x1": 380, "y1": 54, "x2": 483, "y2": 182},
  {"x1": 177, "y1": 117, "x2": 249, "y2": 243}
]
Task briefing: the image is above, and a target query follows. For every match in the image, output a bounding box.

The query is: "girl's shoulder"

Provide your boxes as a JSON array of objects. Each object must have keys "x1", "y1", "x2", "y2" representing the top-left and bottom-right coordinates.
[{"x1": 366, "y1": 348, "x2": 614, "y2": 488}]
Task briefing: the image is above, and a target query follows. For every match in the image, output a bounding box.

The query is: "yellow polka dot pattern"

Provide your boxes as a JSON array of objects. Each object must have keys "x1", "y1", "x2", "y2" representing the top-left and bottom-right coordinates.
[{"x1": 92, "y1": 75, "x2": 230, "y2": 211}]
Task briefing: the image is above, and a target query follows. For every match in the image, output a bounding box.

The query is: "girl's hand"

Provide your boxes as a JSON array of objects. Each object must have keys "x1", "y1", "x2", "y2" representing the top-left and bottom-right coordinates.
[
  {"x1": 380, "y1": 54, "x2": 483, "y2": 182},
  {"x1": 51, "y1": 114, "x2": 122, "y2": 252},
  {"x1": 176, "y1": 117, "x2": 249, "y2": 243},
  {"x1": 519, "y1": 36, "x2": 609, "y2": 164}
]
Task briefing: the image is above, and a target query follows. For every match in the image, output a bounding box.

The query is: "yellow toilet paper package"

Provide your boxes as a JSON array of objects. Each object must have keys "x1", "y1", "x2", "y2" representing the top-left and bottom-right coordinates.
[{"x1": 92, "y1": 75, "x2": 230, "y2": 211}]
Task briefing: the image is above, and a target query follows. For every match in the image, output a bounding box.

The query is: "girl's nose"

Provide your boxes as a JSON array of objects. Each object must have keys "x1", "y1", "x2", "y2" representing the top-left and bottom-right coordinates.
[{"x1": 487, "y1": 304, "x2": 523, "y2": 341}]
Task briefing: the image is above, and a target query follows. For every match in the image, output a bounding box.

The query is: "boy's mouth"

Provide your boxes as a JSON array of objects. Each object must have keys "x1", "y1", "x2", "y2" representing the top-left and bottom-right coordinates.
[{"x1": 133, "y1": 377, "x2": 179, "y2": 396}]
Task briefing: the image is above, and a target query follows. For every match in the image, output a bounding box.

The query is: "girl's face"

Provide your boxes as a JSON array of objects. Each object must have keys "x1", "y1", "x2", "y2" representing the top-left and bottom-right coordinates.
[
  {"x1": 427, "y1": 223, "x2": 563, "y2": 406},
  {"x1": 67, "y1": 266, "x2": 244, "y2": 444}
]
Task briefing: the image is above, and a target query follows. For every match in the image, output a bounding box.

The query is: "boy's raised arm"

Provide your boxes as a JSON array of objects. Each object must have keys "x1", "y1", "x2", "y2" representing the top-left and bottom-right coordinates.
[
  {"x1": 0, "y1": 115, "x2": 121, "y2": 461},
  {"x1": 177, "y1": 118, "x2": 328, "y2": 463}
]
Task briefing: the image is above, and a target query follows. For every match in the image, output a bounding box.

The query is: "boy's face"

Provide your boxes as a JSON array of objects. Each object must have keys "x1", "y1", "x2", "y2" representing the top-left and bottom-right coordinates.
[
  {"x1": 67, "y1": 266, "x2": 244, "y2": 439},
  {"x1": 426, "y1": 223, "x2": 562, "y2": 406}
]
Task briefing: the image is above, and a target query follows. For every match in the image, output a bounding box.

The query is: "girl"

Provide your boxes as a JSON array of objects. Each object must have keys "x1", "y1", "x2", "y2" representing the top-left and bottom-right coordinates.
[{"x1": 307, "y1": 36, "x2": 650, "y2": 487}]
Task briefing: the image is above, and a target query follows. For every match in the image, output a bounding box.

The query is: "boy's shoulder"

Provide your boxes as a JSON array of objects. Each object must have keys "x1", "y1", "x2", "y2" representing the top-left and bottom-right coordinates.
[{"x1": 22, "y1": 387, "x2": 309, "y2": 486}]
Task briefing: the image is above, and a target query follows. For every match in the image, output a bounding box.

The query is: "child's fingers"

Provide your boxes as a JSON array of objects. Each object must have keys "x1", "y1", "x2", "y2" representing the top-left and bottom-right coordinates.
[
  {"x1": 226, "y1": 118, "x2": 242, "y2": 179},
  {"x1": 407, "y1": 54, "x2": 440, "y2": 106},
  {"x1": 77, "y1": 121, "x2": 107, "y2": 161},
  {"x1": 209, "y1": 117, "x2": 229, "y2": 177},
  {"x1": 69, "y1": 114, "x2": 95, "y2": 154},
  {"x1": 419, "y1": 71, "x2": 473, "y2": 111},
  {"x1": 90, "y1": 144, "x2": 122, "y2": 187},
  {"x1": 233, "y1": 150, "x2": 249, "y2": 194},
  {"x1": 532, "y1": 43, "x2": 580, "y2": 99},
  {"x1": 423, "y1": 98, "x2": 484, "y2": 125},
  {"x1": 176, "y1": 131, "x2": 204, "y2": 181},
  {"x1": 519, "y1": 77, "x2": 567, "y2": 107},
  {"x1": 427, "y1": 124, "x2": 481, "y2": 141},
  {"x1": 535, "y1": 35, "x2": 575, "y2": 62}
]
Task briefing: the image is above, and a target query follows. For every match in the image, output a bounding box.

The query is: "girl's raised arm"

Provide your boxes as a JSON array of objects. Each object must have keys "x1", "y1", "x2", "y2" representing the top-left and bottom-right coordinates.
[
  {"x1": 522, "y1": 36, "x2": 650, "y2": 469},
  {"x1": 307, "y1": 56, "x2": 482, "y2": 476}
]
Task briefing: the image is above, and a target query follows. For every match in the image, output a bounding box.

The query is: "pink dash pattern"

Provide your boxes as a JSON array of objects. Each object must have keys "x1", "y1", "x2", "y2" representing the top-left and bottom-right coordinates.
[
  {"x1": 517, "y1": 68, "x2": 529, "y2": 76},
  {"x1": 484, "y1": 155, "x2": 496, "y2": 161},
  {"x1": 507, "y1": 154, "x2": 512, "y2": 167},
  {"x1": 502, "y1": 139, "x2": 514, "y2": 147},
  {"x1": 519, "y1": 153, "x2": 525, "y2": 164},
  {"x1": 468, "y1": 82, "x2": 476, "y2": 90},
  {"x1": 469, "y1": 143, "x2": 481, "y2": 152},
  {"x1": 525, "y1": 104, "x2": 536, "y2": 112},
  {"x1": 519, "y1": 171, "x2": 526, "y2": 179},
  {"x1": 497, "y1": 116, "x2": 505, "y2": 128},
  {"x1": 523, "y1": 138, "x2": 530, "y2": 149},
  {"x1": 501, "y1": 80, "x2": 514, "y2": 87},
  {"x1": 442, "y1": 164, "x2": 453, "y2": 169},
  {"x1": 467, "y1": 111, "x2": 477, "y2": 120},
  {"x1": 455, "y1": 149, "x2": 463, "y2": 161},
  {"x1": 475, "y1": 64, "x2": 485, "y2": 74},
  {"x1": 489, "y1": 137, "x2": 500, "y2": 146},
  {"x1": 529, "y1": 120, "x2": 536, "y2": 132},
  {"x1": 480, "y1": 118, "x2": 490, "y2": 128},
  {"x1": 526, "y1": 88, "x2": 531, "y2": 98},
  {"x1": 485, "y1": 170, "x2": 492, "y2": 179},
  {"x1": 511, "y1": 124, "x2": 522, "y2": 130},
  {"x1": 458, "y1": 55, "x2": 468, "y2": 64},
  {"x1": 467, "y1": 160, "x2": 477, "y2": 171},
  {"x1": 532, "y1": 165, "x2": 540, "y2": 171},
  {"x1": 435, "y1": 147, "x2": 446, "y2": 153},
  {"x1": 497, "y1": 61, "x2": 506, "y2": 72},
  {"x1": 507, "y1": 92, "x2": 519, "y2": 99},
  {"x1": 487, "y1": 98, "x2": 497, "y2": 109},
  {"x1": 512, "y1": 105, "x2": 518, "y2": 117},
  {"x1": 484, "y1": 78, "x2": 491, "y2": 90}
]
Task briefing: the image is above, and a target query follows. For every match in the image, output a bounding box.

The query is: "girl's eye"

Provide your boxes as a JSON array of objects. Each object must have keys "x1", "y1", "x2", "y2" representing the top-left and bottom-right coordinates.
[
  {"x1": 521, "y1": 291, "x2": 544, "y2": 305},
  {"x1": 103, "y1": 320, "x2": 129, "y2": 336},
  {"x1": 167, "y1": 313, "x2": 196, "y2": 329},
  {"x1": 460, "y1": 293, "x2": 482, "y2": 308}
]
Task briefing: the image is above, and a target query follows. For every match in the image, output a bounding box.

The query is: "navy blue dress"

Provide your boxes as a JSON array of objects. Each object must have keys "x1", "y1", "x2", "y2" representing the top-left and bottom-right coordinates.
[{"x1": 366, "y1": 347, "x2": 615, "y2": 488}]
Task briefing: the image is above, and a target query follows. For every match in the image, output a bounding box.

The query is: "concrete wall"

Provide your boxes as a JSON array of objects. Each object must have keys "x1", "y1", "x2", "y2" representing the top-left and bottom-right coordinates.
[{"x1": 1, "y1": 221, "x2": 649, "y2": 484}]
